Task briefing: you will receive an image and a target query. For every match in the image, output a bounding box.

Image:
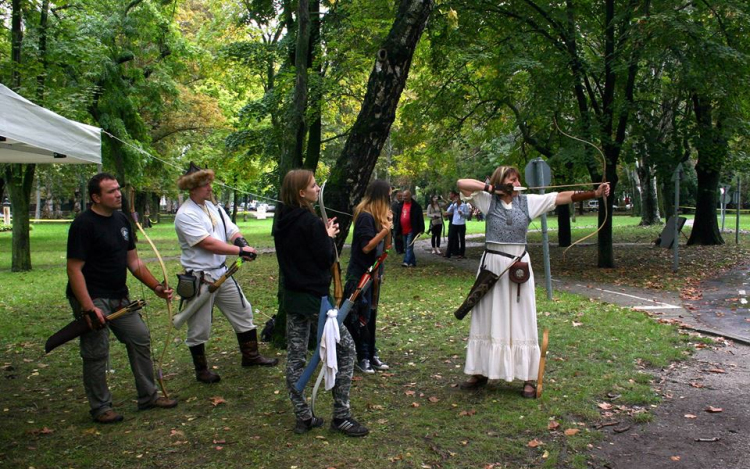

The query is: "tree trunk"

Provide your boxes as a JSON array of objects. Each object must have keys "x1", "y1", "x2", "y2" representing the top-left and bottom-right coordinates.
[
  {"x1": 11, "y1": 0, "x2": 22, "y2": 89},
  {"x1": 325, "y1": 0, "x2": 434, "y2": 245},
  {"x1": 687, "y1": 94, "x2": 725, "y2": 245},
  {"x1": 36, "y1": 0, "x2": 50, "y2": 101},
  {"x1": 636, "y1": 160, "x2": 661, "y2": 225},
  {"x1": 303, "y1": 0, "x2": 322, "y2": 172},
  {"x1": 280, "y1": 0, "x2": 310, "y2": 176},
  {"x1": 5, "y1": 164, "x2": 35, "y2": 271},
  {"x1": 557, "y1": 204, "x2": 571, "y2": 247}
]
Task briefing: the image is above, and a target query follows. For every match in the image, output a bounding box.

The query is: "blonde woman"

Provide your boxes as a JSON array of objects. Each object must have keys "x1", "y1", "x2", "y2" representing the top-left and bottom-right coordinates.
[{"x1": 344, "y1": 180, "x2": 393, "y2": 373}]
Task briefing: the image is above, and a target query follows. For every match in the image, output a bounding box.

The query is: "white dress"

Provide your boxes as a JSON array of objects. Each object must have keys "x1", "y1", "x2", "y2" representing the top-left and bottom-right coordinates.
[{"x1": 463, "y1": 191, "x2": 557, "y2": 381}]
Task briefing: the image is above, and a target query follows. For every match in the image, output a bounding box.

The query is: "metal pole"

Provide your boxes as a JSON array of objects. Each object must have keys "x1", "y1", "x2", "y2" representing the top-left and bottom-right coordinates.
[
  {"x1": 535, "y1": 159, "x2": 553, "y2": 299},
  {"x1": 721, "y1": 186, "x2": 727, "y2": 232},
  {"x1": 673, "y1": 164, "x2": 682, "y2": 273},
  {"x1": 737, "y1": 176, "x2": 741, "y2": 245}
]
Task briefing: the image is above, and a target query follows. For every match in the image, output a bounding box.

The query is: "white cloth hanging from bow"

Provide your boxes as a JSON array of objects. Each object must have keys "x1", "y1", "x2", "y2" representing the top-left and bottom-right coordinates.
[{"x1": 319, "y1": 308, "x2": 341, "y2": 390}]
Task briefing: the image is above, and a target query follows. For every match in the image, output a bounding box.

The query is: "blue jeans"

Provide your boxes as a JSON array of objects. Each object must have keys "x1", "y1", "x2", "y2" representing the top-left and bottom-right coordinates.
[{"x1": 403, "y1": 233, "x2": 416, "y2": 266}]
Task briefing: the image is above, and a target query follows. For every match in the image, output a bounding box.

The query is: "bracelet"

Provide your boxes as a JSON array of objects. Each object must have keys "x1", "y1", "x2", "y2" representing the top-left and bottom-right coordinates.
[{"x1": 484, "y1": 183, "x2": 490, "y2": 192}]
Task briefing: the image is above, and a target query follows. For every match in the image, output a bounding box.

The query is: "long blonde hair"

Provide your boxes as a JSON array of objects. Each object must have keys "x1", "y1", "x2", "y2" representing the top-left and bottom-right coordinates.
[
  {"x1": 280, "y1": 169, "x2": 315, "y2": 213},
  {"x1": 353, "y1": 179, "x2": 391, "y2": 229}
]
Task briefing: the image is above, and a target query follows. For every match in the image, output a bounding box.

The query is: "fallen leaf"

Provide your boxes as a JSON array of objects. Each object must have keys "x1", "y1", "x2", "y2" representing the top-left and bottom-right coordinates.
[
  {"x1": 547, "y1": 421, "x2": 560, "y2": 431},
  {"x1": 598, "y1": 402, "x2": 613, "y2": 410},
  {"x1": 428, "y1": 396, "x2": 440, "y2": 403},
  {"x1": 684, "y1": 414, "x2": 697, "y2": 419},
  {"x1": 405, "y1": 390, "x2": 416, "y2": 396},
  {"x1": 210, "y1": 396, "x2": 227, "y2": 407},
  {"x1": 671, "y1": 456, "x2": 681, "y2": 461},
  {"x1": 705, "y1": 406, "x2": 723, "y2": 413},
  {"x1": 527, "y1": 439, "x2": 543, "y2": 448},
  {"x1": 572, "y1": 321, "x2": 583, "y2": 327},
  {"x1": 689, "y1": 382, "x2": 704, "y2": 388},
  {"x1": 411, "y1": 402, "x2": 420, "y2": 408},
  {"x1": 707, "y1": 368, "x2": 725, "y2": 374},
  {"x1": 564, "y1": 428, "x2": 580, "y2": 436}
]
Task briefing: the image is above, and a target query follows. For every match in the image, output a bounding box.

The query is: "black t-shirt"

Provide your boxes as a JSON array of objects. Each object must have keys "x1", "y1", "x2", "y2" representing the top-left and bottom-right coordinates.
[
  {"x1": 347, "y1": 212, "x2": 379, "y2": 280},
  {"x1": 66, "y1": 209, "x2": 135, "y2": 299}
]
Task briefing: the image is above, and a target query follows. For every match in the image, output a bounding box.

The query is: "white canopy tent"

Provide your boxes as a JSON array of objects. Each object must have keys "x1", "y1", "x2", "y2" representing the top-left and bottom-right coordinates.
[{"x1": 0, "y1": 83, "x2": 101, "y2": 165}]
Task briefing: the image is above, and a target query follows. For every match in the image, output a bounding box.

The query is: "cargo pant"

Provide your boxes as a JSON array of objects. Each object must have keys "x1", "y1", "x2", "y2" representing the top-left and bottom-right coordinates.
[
  {"x1": 69, "y1": 296, "x2": 158, "y2": 418},
  {"x1": 286, "y1": 309, "x2": 356, "y2": 421}
]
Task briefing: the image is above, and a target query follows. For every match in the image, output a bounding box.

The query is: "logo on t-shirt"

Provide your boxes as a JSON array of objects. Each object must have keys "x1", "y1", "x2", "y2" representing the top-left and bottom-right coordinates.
[{"x1": 121, "y1": 227, "x2": 129, "y2": 241}]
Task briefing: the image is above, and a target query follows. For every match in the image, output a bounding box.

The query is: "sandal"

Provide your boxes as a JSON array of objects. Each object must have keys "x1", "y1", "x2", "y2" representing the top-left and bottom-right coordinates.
[
  {"x1": 459, "y1": 375, "x2": 488, "y2": 390},
  {"x1": 521, "y1": 382, "x2": 537, "y2": 399}
]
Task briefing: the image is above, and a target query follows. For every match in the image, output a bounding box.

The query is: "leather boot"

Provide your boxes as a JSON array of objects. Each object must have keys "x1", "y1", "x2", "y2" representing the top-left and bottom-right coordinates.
[
  {"x1": 189, "y1": 344, "x2": 221, "y2": 383},
  {"x1": 237, "y1": 329, "x2": 279, "y2": 367}
]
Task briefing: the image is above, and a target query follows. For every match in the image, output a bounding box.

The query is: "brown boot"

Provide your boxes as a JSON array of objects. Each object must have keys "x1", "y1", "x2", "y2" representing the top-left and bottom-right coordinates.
[
  {"x1": 189, "y1": 344, "x2": 221, "y2": 383},
  {"x1": 237, "y1": 329, "x2": 279, "y2": 367}
]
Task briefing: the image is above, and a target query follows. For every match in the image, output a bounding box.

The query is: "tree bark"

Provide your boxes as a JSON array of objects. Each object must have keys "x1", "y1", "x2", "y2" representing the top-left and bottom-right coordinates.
[
  {"x1": 636, "y1": 160, "x2": 661, "y2": 225},
  {"x1": 325, "y1": 0, "x2": 434, "y2": 245},
  {"x1": 557, "y1": 204, "x2": 571, "y2": 247},
  {"x1": 280, "y1": 0, "x2": 310, "y2": 178},
  {"x1": 5, "y1": 164, "x2": 35, "y2": 271},
  {"x1": 687, "y1": 93, "x2": 725, "y2": 245}
]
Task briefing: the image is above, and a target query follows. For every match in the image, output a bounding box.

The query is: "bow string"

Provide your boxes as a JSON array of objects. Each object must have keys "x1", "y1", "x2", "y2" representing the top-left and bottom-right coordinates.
[
  {"x1": 129, "y1": 187, "x2": 173, "y2": 399},
  {"x1": 553, "y1": 119, "x2": 609, "y2": 261}
]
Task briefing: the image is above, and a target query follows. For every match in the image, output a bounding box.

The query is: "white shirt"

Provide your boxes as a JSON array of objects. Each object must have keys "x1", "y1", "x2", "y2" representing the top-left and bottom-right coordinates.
[{"x1": 175, "y1": 199, "x2": 240, "y2": 276}]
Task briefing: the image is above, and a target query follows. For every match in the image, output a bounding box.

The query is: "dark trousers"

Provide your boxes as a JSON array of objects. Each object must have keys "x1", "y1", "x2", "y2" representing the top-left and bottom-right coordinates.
[
  {"x1": 393, "y1": 229, "x2": 404, "y2": 254},
  {"x1": 343, "y1": 280, "x2": 374, "y2": 361},
  {"x1": 447, "y1": 223, "x2": 466, "y2": 257},
  {"x1": 430, "y1": 224, "x2": 442, "y2": 248}
]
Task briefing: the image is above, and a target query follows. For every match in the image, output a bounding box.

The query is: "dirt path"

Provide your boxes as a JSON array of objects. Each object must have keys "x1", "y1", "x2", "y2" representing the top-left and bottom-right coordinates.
[{"x1": 591, "y1": 341, "x2": 750, "y2": 469}]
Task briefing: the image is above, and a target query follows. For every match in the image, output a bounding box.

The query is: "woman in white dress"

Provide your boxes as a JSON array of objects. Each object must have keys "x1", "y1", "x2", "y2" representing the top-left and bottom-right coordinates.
[{"x1": 457, "y1": 166, "x2": 609, "y2": 397}]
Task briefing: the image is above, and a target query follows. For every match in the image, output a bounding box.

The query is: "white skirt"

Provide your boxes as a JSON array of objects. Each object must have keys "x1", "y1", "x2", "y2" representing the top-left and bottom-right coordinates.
[{"x1": 464, "y1": 244, "x2": 540, "y2": 381}]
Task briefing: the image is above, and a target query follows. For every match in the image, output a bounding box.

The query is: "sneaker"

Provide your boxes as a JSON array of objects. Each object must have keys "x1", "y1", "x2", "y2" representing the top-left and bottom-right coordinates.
[
  {"x1": 370, "y1": 356, "x2": 389, "y2": 371},
  {"x1": 294, "y1": 416, "x2": 324, "y2": 434},
  {"x1": 138, "y1": 396, "x2": 178, "y2": 411},
  {"x1": 94, "y1": 409, "x2": 124, "y2": 424},
  {"x1": 330, "y1": 417, "x2": 369, "y2": 437},
  {"x1": 402, "y1": 262, "x2": 409, "y2": 267},
  {"x1": 355, "y1": 359, "x2": 375, "y2": 374}
]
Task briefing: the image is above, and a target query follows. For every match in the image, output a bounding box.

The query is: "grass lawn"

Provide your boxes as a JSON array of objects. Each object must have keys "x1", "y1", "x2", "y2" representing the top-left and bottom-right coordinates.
[{"x1": 0, "y1": 213, "x2": 740, "y2": 468}]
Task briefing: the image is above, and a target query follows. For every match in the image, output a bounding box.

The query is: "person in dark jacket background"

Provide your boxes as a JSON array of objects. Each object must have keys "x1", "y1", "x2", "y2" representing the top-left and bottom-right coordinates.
[
  {"x1": 273, "y1": 169, "x2": 369, "y2": 437},
  {"x1": 393, "y1": 189, "x2": 425, "y2": 267},
  {"x1": 390, "y1": 190, "x2": 404, "y2": 254}
]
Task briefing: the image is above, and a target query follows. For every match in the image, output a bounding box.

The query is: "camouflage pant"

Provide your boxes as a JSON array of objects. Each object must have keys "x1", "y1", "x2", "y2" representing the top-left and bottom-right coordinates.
[{"x1": 286, "y1": 311, "x2": 355, "y2": 421}]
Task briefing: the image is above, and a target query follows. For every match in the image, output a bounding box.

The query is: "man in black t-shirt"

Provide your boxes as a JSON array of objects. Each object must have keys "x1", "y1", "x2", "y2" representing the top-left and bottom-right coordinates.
[{"x1": 66, "y1": 173, "x2": 177, "y2": 424}]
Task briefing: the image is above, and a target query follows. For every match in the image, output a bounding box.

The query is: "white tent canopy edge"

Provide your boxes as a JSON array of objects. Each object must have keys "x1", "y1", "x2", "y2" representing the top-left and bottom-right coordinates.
[{"x1": 0, "y1": 83, "x2": 101, "y2": 165}]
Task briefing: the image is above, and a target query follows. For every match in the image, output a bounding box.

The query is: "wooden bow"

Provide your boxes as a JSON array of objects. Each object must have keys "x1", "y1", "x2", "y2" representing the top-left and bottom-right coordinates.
[
  {"x1": 553, "y1": 119, "x2": 609, "y2": 261},
  {"x1": 129, "y1": 187, "x2": 173, "y2": 399},
  {"x1": 319, "y1": 181, "x2": 343, "y2": 307},
  {"x1": 536, "y1": 329, "x2": 549, "y2": 398}
]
